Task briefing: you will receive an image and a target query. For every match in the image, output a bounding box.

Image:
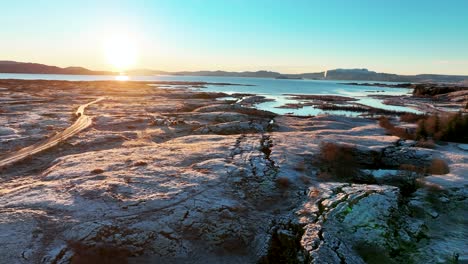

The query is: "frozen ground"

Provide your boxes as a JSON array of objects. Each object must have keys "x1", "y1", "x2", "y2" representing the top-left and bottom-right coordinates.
[{"x1": 0, "y1": 79, "x2": 466, "y2": 263}]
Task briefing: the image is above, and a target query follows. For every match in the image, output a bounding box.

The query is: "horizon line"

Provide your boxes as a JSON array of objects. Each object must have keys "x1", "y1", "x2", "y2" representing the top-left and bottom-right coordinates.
[{"x1": 2, "y1": 59, "x2": 468, "y2": 77}]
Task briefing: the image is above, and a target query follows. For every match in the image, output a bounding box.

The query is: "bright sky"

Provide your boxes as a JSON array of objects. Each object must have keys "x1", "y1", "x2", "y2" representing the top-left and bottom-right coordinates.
[{"x1": 1, "y1": 0, "x2": 467, "y2": 74}]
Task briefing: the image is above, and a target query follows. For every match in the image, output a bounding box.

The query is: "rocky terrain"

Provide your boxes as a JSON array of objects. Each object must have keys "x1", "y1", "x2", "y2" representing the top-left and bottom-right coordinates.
[{"x1": 0, "y1": 80, "x2": 466, "y2": 263}]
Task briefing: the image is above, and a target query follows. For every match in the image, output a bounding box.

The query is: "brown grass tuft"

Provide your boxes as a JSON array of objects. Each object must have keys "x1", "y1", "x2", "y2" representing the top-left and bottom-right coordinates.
[
  {"x1": 91, "y1": 168, "x2": 104, "y2": 174},
  {"x1": 69, "y1": 241, "x2": 130, "y2": 264},
  {"x1": 317, "y1": 142, "x2": 360, "y2": 180},
  {"x1": 400, "y1": 158, "x2": 449, "y2": 175},
  {"x1": 428, "y1": 158, "x2": 450, "y2": 175},
  {"x1": 415, "y1": 139, "x2": 436, "y2": 149},
  {"x1": 133, "y1": 161, "x2": 148, "y2": 166},
  {"x1": 400, "y1": 113, "x2": 425, "y2": 123},
  {"x1": 379, "y1": 117, "x2": 415, "y2": 140},
  {"x1": 275, "y1": 177, "x2": 291, "y2": 188}
]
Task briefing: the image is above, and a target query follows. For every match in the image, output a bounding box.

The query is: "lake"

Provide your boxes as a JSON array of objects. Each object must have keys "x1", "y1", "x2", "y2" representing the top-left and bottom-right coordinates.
[{"x1": 0, "y1": 73, "x2": 418, "y2": 116}]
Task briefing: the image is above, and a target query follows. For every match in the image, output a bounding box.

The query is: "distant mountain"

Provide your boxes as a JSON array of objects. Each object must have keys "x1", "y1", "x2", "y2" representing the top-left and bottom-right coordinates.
[
  {"x1": 133, "y1": 67, "x2": 468, "y2": 83},
  {"x1": 1, "y1": 61, "x2": 467, "y2": 83},
  {"x1": 0, "y1": 61, "x2": 114, "y2": 75},
  {"x1": 167, "y1": 70, "x2": 281, "y2": 78}
]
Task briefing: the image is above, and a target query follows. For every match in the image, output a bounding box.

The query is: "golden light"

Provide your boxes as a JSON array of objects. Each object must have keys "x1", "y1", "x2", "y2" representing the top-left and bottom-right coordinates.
[
  {"x1": 115, "y1": 74, "x2": 129, "y2": 81},
  {"x1": 103, "y1": 33, "x2": 138, "y2": 72}
]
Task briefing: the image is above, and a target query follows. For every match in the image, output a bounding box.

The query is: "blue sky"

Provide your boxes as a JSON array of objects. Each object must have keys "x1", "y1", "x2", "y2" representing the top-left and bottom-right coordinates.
[{"x1": 1, "y1": 0, "x2": 467, "y2": 74}]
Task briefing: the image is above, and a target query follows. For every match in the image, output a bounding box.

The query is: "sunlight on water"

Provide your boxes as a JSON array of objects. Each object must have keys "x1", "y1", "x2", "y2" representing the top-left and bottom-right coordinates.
[
  {"x1": 115, "y1": 75, "x2": 129, "y2": 81},
  {"x1": 0, "y1": 73, "x2": 420, "y2": 115}
]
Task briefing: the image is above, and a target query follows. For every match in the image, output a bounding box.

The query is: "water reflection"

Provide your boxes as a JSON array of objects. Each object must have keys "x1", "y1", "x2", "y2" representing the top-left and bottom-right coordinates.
[{"x1": 115, "y1": 75, "x2": 129, "y2": 81}]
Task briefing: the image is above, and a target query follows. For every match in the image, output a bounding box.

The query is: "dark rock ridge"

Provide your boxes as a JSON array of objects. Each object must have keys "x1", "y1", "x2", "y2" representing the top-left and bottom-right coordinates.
[
  {"x1": 412, "y1": 83, "x2": 468, "y2": 96},
  {"x1": 343, "y1": 82, "x2": 413, "y2": 88}
]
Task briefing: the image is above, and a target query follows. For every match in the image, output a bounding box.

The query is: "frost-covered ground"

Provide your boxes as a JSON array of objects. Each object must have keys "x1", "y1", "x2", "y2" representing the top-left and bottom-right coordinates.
[{"x1": 0, "y1": 80, "x2": 466, "y2": 263}]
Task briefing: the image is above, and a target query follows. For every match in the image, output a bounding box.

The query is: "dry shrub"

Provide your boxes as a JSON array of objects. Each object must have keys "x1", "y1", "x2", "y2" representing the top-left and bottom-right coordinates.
[
  {"x1": 428, "y1": 159, "x2": 450, "y2": 175},
  {"x1": 91, "y1": 168, "x2": 104, "y2": 174},
  {"x1": 318, "y1": 142, "x2": 360, "y2": 180},
  {"x1": 415, "y1": 139, "x2": 436, "y2": 149},
  {"x1": 275, "y1": 176, "x2": 290, "y2": 188},
  {"x1": 69, "y1": 241, "x2": 130, "y2": 264},
  {"x1": 379, "y1": 117, "x2": 414, "y2": 140},
  {"x1": 417, "y1": 113, "x2": 468, "y2": 143},
  {"x1": 400, "y1": 113, "x2": 425, "y2": 123},
  {"x1": 378, "y1": 116, "x2": 393, "y2": 130},
  {"x1": 133, "y1": 161, "x2": 148, "y2": 166},
  {"x1": 400, "y1": 159, "x2": 449, "y2": 175}
]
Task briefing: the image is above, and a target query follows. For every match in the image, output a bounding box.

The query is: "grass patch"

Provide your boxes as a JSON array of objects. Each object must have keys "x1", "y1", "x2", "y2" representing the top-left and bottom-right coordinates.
[
  {"x1": 316, "y1": 142, "x2": 361, "y2": 180},
  {"x1": 400, "y1": 158, "x2": 449, "y2": 175},
  {"x1": 428, "y1": 158, "x2": 450, "y2": 175},
  {"x1": 91, "y1": 168, "x2": 104, "y2": 174},
  {"x1": 380, "y1": 112, "x2": 468, "y2": 143},
  {"x1": 275, "y1": 177, "x2": 291, "y2": 189},
  {"x1": 69, "y1": 241, "x2": 130, "y2": 264},
  {"x1": 379, "y1": 117, "x2": 415, "y2": 140},
  {"x1": 400, "y1": 113, "x2": 426, "y2": 123},
  {"x1": 416, "y1": 112, "x2": 468, "y2": 143},
  {"x1": 415, "y1": 139, "x2": 436, "y2": 149}
]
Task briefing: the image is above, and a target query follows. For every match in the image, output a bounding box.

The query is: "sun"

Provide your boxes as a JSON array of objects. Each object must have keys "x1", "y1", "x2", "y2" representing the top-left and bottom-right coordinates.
[{"x1": 103, "y1": 33, "x2": 138, "y2": 72}]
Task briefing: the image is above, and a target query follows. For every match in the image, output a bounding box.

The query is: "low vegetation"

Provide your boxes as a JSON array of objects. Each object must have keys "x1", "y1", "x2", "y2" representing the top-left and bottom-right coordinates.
[
  {"x1": 412, "y1": 84, "x2": 466, "y2": 96},
  {"x1": 399, "y1": 113, "x2": 426, "y2": 123},
  {"x1": 316, "y1": 142, "x2": 361, "y2": 180},
  {"x1": 415, "y1": 139, "x2": 436, "y2": 149},
  {"x1": 69, "y1": 241, "x2": 130, "y2": 264},
  {"x1": 316, "y1": 142, "x2": 450, "y2": 185},
  {"x1": 379, "y1": 117, "x2": 414, "y2": 140},
  {"x1": 428, "y1": 158, "x2": 450, "y2": 175},
  {"x1": 91, "y1": 168, "x2": 104, "y2": 174},
  {"x1": 275, "y1": 176, "x2": 291, "y2": 188},
  {"x1": 416, "y1": 112, "x2": 468, "y2": 143},
  {"x1": 317, "y1": 104, "x2": 408, "y2": 115},
  {"x1": 380, "y1": 112, "x2": 468, "y2": 143}
]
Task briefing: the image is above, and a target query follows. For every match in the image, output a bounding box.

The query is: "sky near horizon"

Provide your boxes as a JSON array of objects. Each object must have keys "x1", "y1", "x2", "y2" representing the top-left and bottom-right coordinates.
[{"x1": 1, "y1": 0, "x2": 467, "y2": 75}]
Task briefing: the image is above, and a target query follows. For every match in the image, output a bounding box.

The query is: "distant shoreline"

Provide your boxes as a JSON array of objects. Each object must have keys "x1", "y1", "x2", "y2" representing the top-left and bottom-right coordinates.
[{"x1": 2, "y1": 61, "x2": 467, "y2": 83}]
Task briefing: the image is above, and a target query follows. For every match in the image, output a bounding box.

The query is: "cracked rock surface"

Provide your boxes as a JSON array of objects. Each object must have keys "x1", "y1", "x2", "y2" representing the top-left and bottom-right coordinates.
[{"x1": 0, "y1": 80, "x2": 466, "y2": 263}]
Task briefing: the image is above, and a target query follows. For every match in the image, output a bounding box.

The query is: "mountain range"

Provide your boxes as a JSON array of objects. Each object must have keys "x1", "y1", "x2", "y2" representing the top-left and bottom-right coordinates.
[{"x1": 1, "y1": 60, "x2": 467, "y2": 83}]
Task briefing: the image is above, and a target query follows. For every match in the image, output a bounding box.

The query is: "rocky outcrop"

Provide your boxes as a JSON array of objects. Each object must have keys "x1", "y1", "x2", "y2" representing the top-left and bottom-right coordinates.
[
  {"x1": 295, "y1": 183, "x2": 436, "y2": 264},
  {"x1": 0, "y1": 133, "x2": 294, "y2": 263},
  {"x1": 381, "y1": 146, "x2": 434, "y2": 167},
  {"x1": 1, "y1": 80, "x2": 466, "y2": 264},
  {"x1": 195, "y1": 120, "x2": 272, "y2": 135},
  {"x1": 413, "y1": 84, "x2": 467, "y2": 97}
]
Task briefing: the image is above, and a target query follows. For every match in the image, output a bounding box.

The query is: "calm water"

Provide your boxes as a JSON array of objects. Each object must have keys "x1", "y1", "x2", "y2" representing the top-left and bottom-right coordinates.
[{"x1": 0, "y1": 73, "x2": 418, "y2": 116}]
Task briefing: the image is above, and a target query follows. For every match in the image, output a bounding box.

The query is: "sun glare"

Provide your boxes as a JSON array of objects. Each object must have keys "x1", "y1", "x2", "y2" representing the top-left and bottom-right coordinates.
[
  {"x1": 103, "y1": 33, "x2": 138, "y2": 71},
  {"x1": 115, "y1": 74, "x2": 129, "y2": 81}
]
